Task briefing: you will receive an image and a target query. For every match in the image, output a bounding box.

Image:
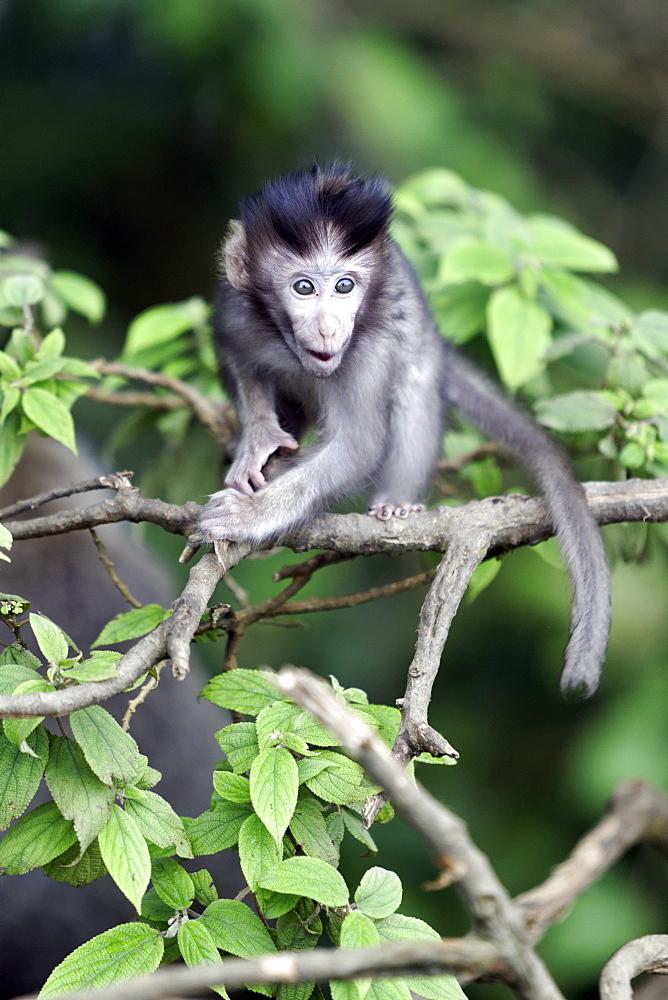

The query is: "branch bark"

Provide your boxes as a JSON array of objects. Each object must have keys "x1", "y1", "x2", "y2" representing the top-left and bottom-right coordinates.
[{"x1": 600, "y1": 935, "x2": 668, "y2": 1000}]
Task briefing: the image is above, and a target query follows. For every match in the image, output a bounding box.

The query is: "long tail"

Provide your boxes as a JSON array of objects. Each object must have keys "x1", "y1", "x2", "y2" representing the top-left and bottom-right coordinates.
[{"x1": 443, "y1": 344, "x2": 610, "y2": 696}]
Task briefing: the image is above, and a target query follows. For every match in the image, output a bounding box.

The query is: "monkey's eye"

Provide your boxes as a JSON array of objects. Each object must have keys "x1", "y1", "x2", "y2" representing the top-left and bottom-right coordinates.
[
  {"x1": 334, "y1": 277, "x2": 355, "y2": 294},
  {"x1": 293, "y1": 278, "x2": 316, "y2": 296}
]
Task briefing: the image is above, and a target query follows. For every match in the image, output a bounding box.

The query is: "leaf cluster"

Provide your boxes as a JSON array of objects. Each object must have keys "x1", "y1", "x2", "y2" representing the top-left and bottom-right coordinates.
[{"x1": 394, "y1": 169, "x2": 668, "y2": 486}]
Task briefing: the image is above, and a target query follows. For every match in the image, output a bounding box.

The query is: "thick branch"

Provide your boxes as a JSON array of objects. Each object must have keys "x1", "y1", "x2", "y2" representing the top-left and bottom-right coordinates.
[
  {"x1": 275, "y1": 667, "x2": 565, "y2": 1000},
  {"x1": 19, "y1": 939, "x2": 501, "y2": 1000},
  {"x1": 0, "y1": 548, "x2": 242, "y2": 717},
  {"x1": 600, "y1": 936, "x2": 668, "y2": 1000},
  {"x1": 516, "y1": 780, "x2": 668, "y2": 942}
]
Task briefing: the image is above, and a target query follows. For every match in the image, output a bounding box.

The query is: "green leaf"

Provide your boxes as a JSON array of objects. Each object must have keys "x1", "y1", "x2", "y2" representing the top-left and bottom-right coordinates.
[
  {"x1": 465, "y1": 559, "x2": 502, "y2": 604},
  {"x1": 215, "y1": 722, "x2": 259, "y2": 773},
  {"x1": 0, "y1": 726, "x2": 48, "y2": 829},
  {"x1": 192, "y1": 868, "x2": 218, "y2": 907},
  {"x1": 21, "y1": 387, "x2": 76, "y2": 452},
  {"x1": 45, "y1": 736, "x2": 114, "y2": 853},
  {"x1": 21, "y1": 356, "x2": 67, "y2": 385},
  {"x1": 91, "y1": 604, "x2": 172, "y2": 647},
  {"x1": 70, "y1": 705, "x2": 142, "y2": 786},
  {"x1": 431, "y1": 282, "x2": 488, "y2": 344},
  {"x1": 0, "y1": 800, "x2": 76, "y2": 873},
  {"x1": 0, "y1": 352, "x2": 21, "y2": 379},
  {"x1": 177, "y1": 921, "x2": 228, "y2": 999},
  {"x1": 151, "y1": 856, "x2": 195, "y2": 909},
  {"x1": 258, "y1": 856, "x2": 349, "y2": 907},
  {"x1": 302, "y1": 750, "x2": 379, "y2": 805},
  {"x1": 2, "y1": 677, "x2": 49, "y2": 745},
  {"x1": 487, "y1": 286, "x2": 552, "y2": 390},
  {"x1": 619, "y1": 441, "x2": 646, "y2": 469},
  {"x1": 355, "y1": 868, "x2": 402, "y2": 919},
  {"x1": 341, "y1": 808, "x2": 377, "y2": 853},
  {"x1": 278, "y1": 984, "x2": 314, "y2": 1000},
  {"x1": 250, "y1": 747, "x2": 299, "y2": 846},
  {"x1": 39, "y1": 923, "x2": 163, "y2": 997},
  {"x1": 535, "y1": 391, "x2": 618, "y2": 433},
  {"x1": 64, "y1": 650, "x2": 121, "y2": 683},
  {"x1": 125, "y1": 788, "x2": 192, "y2": 857},
  {"x1": 364, "y1": 982, "x2": 412, "y2": 1000},
  {"x1": 212, "y1": 771, "x2": 251, "y2": 802},
  {"x1": 256, "y1": 700, "x2": 336, "y2": 748},
  {"x1": 237, "y1": 813, "x2": 281, "y2": 891},
  {"x1": 200, "y1": 898, "x2": 277, "y2": 957},
  {"x1": 2, "y1": 273, "x2": 45, "y2": 307},
  {"x1": 528, "y1": 215, "x2": 618, "y2": 273},
  {"x1": 50, "y1": 271, "x2": 106, "y2": 323},
  {"x1": 186, "y1": 801, "x2": 252, "y2": 855},
  {"x1": 29, "y1": 612, "x2": 70, "y2": 663},
  {"x1": 202, "y1": 668, "x2": 279, "y2": 715},
  {"x1": 124, "y1": 301, "x2": 201, "y2": 356},
  {"x1": 403, "y1": 976, "x2": 467, "y2": 1000},
  {"x1": 438, "y1": 240, "x2": 514, "y2": 286},
  {"x1": 0, "y1": 385, "x2": 20, "y2": 426},
  {"x1": 0, "y1": 411, "x2": 25, "y2": 486},
  {"x1": 44, "y1": 839, "x2": 107, "y2": 886},
  {"x1": 98, "y1": 805, "x2": 151, "y2": 912},
  {"x1": 341, "y1": 910, "x2": 380, "y2": 949},
  {"x1": 375, "y1": 913, "x2": 441, "y2": 943},
  {"x1": 34, "y1": 327, "x2": 65, "y2": 359},
  {"x1": 289, "y1": 796, "x2": 338, "y2": 864}
]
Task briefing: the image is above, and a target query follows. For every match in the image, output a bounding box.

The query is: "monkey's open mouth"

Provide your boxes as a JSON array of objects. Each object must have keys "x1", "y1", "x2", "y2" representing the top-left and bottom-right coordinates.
[{"x1": 308, "y1": 350, "x2": 335, "y2": 362}]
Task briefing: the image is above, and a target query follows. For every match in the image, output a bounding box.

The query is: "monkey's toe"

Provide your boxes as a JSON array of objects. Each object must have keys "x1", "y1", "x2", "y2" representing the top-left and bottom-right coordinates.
[{"x1": 367, "y1": 502, "x2": 425, "y2": 521}]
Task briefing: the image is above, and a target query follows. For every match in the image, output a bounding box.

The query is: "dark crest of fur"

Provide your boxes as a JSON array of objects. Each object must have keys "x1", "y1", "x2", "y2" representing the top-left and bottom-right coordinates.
[{"x1": 240, "y1": 164, "x2": 392, "y2": 259}]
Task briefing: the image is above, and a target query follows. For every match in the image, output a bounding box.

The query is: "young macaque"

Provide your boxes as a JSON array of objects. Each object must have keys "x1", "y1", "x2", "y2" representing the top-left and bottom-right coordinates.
[{"x1": 200, "y1": 165, "x2": 609, "y2": 695}]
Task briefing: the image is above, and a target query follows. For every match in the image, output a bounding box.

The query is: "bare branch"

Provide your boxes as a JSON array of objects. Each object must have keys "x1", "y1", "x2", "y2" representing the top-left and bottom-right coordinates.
[
  {"x1": 4, "y1": 488, "x2": 199, "y2": 540},
  {"x1": 18, "y1": 939, "x2": 502, "y2": 1000},
  {"x1": 275, "y1": 666, "x2": 566, "y2": 1000},
  {"x1": 516, "y1": 780, "x2": 668, "y2": 942},
  {"x1": 89, "y1": 528, "x2": 142, "y2": 608},
  {"x1": 0, "y1": 471, "x2": 133, "y2": 521},
  {"x1": 91, "y1": 358, "x2": 235, "y2": 444},
  {"x1": 600, "y1": 936, "x2": 668, "y2": 1000}
]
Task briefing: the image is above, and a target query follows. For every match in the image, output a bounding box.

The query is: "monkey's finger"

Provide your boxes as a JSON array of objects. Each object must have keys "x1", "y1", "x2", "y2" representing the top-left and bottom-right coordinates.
[{"x1": 249, "y1": 471, "x2": 266, "y2": 491}]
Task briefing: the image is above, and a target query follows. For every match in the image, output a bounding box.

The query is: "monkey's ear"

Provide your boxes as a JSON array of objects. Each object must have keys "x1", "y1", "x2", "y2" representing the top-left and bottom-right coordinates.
[{"x1": 221, "y1": 220, "x2": 249, "y2": 290}]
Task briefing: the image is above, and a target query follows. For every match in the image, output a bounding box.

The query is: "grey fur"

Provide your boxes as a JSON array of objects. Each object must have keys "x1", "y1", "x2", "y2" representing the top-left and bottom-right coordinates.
[{"x1": 200, "y1": 170, "x2": 610, "y2": 696}]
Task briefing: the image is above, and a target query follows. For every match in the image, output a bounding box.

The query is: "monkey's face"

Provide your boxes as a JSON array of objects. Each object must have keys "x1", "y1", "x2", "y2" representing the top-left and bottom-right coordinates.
[{"x1": 276, "y1": 264, "x2": 368, "y2": 377}]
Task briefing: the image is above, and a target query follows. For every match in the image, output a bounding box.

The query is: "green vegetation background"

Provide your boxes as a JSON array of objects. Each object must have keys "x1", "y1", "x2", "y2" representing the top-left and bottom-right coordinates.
[{"x1": 2, "y1": 2, "x2": 667, "y2": 996}]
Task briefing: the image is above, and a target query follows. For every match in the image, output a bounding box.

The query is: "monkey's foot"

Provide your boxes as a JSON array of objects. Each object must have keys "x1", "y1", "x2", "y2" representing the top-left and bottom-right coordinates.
[{"x1": 367, "y1": 502, "x2": 425, "y2": 521}]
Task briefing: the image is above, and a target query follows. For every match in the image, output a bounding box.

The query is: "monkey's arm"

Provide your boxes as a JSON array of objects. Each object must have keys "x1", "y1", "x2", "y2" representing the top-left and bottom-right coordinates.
[
  {"x1": 201, "y1": 376, "x2": 386, "y2": 545},
  {"x1": 368, "y1": 353, "x2": 444, "y2": 520},
  {"x1": 224, "y1": 372, "x2": 298, "y2": 495}
]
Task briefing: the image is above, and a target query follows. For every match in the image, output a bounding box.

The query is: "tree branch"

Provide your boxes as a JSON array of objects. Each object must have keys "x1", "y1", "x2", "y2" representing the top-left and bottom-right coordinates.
[
  {"x1": 19, "y1": 939, "x2": 502, "y2": 1000},
  {"x1": 516, "y1": 780, "x2": 668, "y2": 942},
  {"x1": 600, "y1": 936, "x2": 668, "y2": 1000}
]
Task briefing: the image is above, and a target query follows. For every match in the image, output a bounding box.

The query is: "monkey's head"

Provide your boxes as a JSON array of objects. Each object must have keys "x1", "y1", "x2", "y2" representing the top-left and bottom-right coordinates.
[{"x1": 221, "y1": 165, "x2": 392, "y2": 377}]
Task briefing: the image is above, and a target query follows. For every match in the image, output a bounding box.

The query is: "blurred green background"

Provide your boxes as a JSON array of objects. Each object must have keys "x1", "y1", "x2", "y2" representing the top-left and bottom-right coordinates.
[{"x1": 1, "y1": 1, "x2": 667, "y2": 996}]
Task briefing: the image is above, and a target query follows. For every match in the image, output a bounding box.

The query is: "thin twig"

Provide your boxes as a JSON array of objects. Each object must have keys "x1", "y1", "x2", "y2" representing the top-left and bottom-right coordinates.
[
  {"x1": 121, "y1": 661, "x2": 167, "y2": 731},
  {"x1": 0, "y1": 471, "x2": 133, "y2": 521},
  {"x1": 89, "y1": 528, "x2": 142, "y2": 608},
  {"x1": 91, "y1": 358, "x2": 235, "y2": 444}
]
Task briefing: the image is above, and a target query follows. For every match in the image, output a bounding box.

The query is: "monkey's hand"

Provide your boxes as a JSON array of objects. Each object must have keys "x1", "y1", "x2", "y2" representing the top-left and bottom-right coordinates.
[
  {"x1": 200, "y1": 481, "x2": 299, "y2": 545},
  {"x1": 367, "y1": 501, "x2": 425, "y2": 521},
  {"x1": 225, "y1": 425, "x2": 298, "y2": 495}
]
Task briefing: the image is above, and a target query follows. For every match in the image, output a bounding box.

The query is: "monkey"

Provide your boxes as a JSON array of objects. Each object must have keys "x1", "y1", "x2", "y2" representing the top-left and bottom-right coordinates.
[{"x1": 199, "y1": 164, "x2": 610, "y2": 697}]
